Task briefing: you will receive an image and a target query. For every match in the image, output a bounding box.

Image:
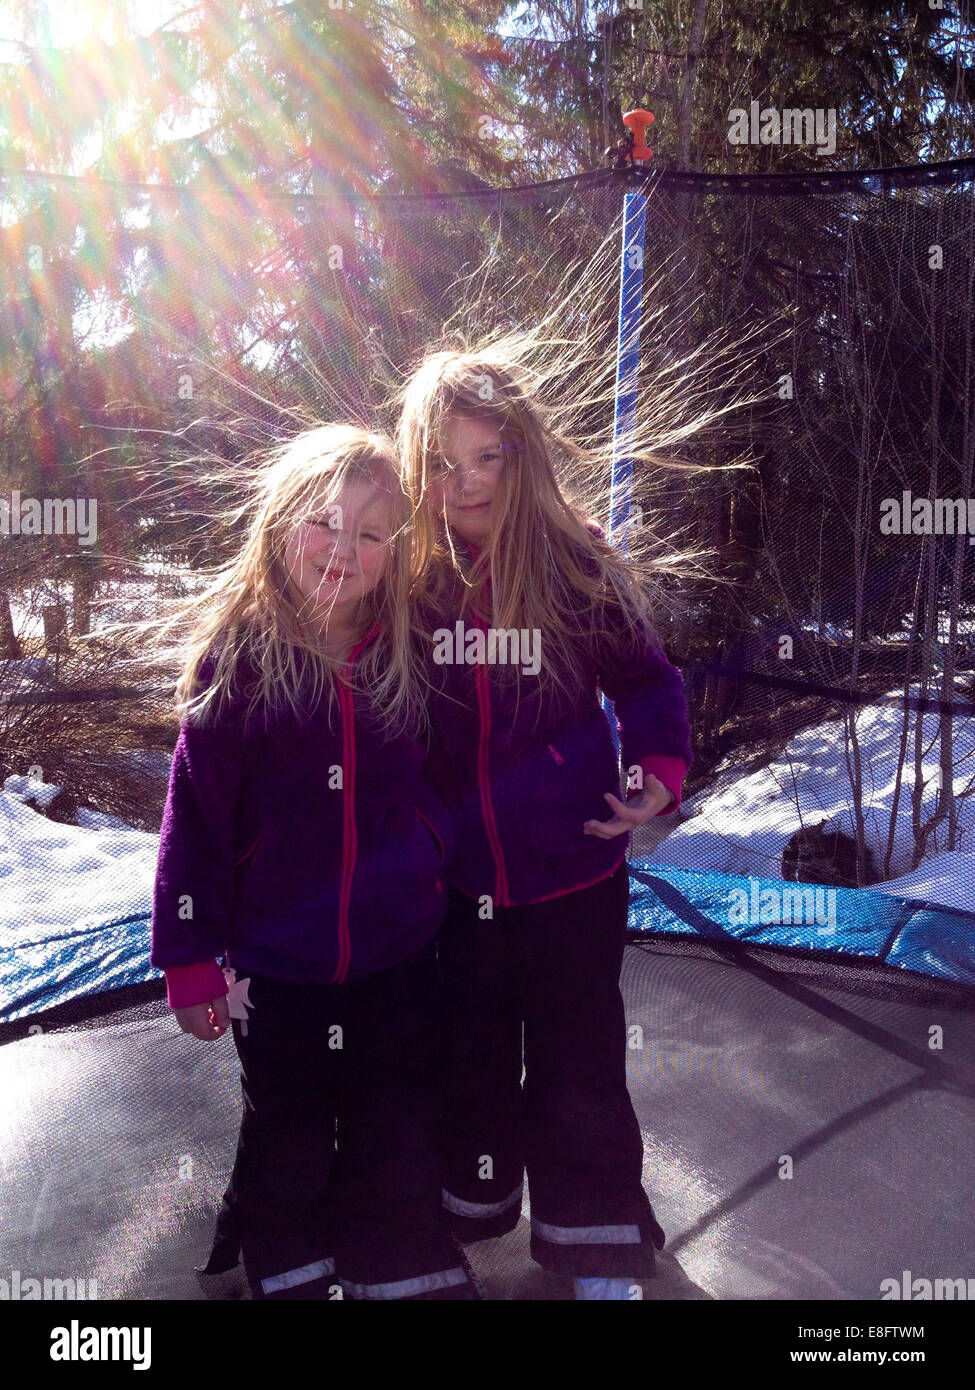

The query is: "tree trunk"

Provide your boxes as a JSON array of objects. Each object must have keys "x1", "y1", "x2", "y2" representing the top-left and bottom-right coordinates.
[
  {"x1": 72, "y1": 556, "x2": 97, "y2": 636},
  {"x1": 676, "y1": 0, "x2": 709, "y2": 172},
  {"x1": 0, "y1": 586, "x2": 21, "y2": 658}
]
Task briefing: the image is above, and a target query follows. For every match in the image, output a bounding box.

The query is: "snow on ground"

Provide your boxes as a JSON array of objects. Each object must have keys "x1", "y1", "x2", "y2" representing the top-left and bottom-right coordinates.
[
  {"x1": 648, "y1": 682, "x2": 975, "y2": 913},
  {"x1": 801, "y1": 602, "x2": 975, "y2": 644},
  {"x1": 7, "y1": 569, "x2": 209, "y2": 639},
  {"x1": 870, "y1": 851, "x2": 975, "y2": 913},
  {"x1": 0, "y1": 658, "x2": 56, "y2": 704},
  {"x1": 0, "y1": 775, "x2": 159, "y2": 945}
]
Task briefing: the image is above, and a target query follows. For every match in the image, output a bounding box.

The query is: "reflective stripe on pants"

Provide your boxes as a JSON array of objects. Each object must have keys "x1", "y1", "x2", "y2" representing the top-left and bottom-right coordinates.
[
  {"x1": 262, "y1": 1258, "x2": 336, "y2": 1296},
  {"x1": 339, "y1": 1266, "x2": 471, "y2": 1300},
  {"x1": 442, "y1": 1183, "x2": 523, "y2": 1219}
]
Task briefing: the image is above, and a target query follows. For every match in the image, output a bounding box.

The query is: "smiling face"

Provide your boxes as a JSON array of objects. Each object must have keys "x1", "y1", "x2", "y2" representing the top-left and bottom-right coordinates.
[
  {"x1": 283, "y1": 477, "x2": 394, "y2": 632},
  {"x1": 435, "y1": 413, "x2": 508, "y2": 545}
]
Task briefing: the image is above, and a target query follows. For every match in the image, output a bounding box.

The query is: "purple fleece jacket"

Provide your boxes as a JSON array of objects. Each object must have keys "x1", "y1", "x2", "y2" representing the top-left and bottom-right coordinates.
[
  {"x1": 420, "y1": 536, "x2": 691, "y2": 906},
  {"x1": 151, "y1": 626, "x2": 452, "y2": 1009}
]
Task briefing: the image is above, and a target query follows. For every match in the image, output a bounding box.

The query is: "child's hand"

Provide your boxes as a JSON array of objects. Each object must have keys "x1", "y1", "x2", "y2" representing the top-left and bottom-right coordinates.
[
  {"x1": 583, "y1": 775, "x2": 674, "y2": 839},
  {"x1": 174, "y1": 996, "x2": 230, "y2": 1041}
]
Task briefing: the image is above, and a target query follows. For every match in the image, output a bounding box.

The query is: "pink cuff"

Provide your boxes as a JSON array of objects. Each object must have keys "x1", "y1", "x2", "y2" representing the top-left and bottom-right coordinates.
[
  {"x1": 628, "y1": 755, "x2": 687, "y2": 815},
  {"x1": 164, "y1": 960, "x2": 229, "y2": 1010}
]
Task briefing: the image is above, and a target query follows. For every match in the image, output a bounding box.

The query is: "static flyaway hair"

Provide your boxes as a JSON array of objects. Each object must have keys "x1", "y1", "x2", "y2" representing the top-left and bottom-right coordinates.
[
  {"x1": 392, "y1": 230, "x2": 778, "y2": 706},
  {"x1": 87, "y1": 423, "x2": 425, "y2": 740}
]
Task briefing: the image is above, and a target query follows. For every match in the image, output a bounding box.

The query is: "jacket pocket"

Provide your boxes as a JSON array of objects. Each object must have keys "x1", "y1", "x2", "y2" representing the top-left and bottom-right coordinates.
[{"x1": 524, "y1": 735, "x2": 620, "y2": 853}]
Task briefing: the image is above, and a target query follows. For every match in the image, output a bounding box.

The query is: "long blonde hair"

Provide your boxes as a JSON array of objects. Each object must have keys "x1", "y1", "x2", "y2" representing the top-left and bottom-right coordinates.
[
  {"x1": 95, "y1": 424, "x2": 425, "y2": 739},
  {"x1": 393, "y1": 310, "x2": 771, "y2": 705}
]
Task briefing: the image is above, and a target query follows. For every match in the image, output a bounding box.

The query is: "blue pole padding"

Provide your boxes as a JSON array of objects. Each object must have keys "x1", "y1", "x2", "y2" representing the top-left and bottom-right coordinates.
[
  {"x1": 603, "y1": 192, "x2": 647, "y2": 765},
  {"x1": 608, "y1": 191, "x2": 647, "y2": 556}
]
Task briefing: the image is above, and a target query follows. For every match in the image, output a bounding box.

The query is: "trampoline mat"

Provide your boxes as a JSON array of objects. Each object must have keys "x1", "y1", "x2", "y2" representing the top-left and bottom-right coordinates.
[{"x1": 1, "y1": 945, "x2": 973, "y2": 1301}]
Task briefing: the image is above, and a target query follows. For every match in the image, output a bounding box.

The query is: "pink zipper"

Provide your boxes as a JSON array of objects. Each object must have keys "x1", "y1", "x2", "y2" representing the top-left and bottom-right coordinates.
[
  {"x1": 331, "y1": 624, "x2": 380, "y2": 983},
  {"x1": 547, "y1": 744, "x2": 565, "y2": 764},
  {"x1": 472, "y1": 614, "x2": 510, "y2": 907},
  {"x1": 333, "y1": 677, "x2": 356, "y2": 982}
]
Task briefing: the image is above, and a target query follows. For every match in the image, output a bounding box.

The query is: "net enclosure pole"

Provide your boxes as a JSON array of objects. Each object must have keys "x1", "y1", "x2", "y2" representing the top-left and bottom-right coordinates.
[
  {"x1": 603, "y1": 190, "x2": 648, "y2": 757},
  {"x1": 608, "y1": 190, "x2": 647, "y2": 556}
]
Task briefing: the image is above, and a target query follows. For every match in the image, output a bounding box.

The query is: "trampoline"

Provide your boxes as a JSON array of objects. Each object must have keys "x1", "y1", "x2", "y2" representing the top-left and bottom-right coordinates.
[
  {"x1": 2, "y1": 918, "x2": 973, "y2": 1302},
  {"x1": 2, "y1": 151, "x2": 974, "y2": 1310}
]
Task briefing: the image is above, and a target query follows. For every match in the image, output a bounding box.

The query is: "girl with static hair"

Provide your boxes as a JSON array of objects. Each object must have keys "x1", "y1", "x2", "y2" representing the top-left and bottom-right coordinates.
[
  {"x1": 394, "y1": 329, "x2": 704, "y2": 1300},
  {"x1": 149, "y1": 423, "x2": 476, "y2": 1301}
]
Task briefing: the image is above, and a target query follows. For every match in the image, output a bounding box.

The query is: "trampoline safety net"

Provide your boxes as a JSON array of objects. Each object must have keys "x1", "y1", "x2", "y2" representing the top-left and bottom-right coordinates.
[
  {"x1": 2, "y1": 159, "x2": 973, "y2": 1018},
  {"x1": 2, "y1": 155, "x2": 975, "y2": 1309}
]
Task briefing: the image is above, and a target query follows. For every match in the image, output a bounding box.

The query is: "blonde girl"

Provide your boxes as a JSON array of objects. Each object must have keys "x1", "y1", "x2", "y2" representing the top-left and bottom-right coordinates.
[
  {"x1": 393, "y1": 319, "x2": 714, "y2": 1297},
  {"x1": 150, "y1": 423, "x2": 475, "y2": 1301}
]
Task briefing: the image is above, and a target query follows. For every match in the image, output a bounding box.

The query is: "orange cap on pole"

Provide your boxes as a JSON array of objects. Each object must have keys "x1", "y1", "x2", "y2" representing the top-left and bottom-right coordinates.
[{"x1": 622, "y1": 109, "x2": 654, "y2": 160}]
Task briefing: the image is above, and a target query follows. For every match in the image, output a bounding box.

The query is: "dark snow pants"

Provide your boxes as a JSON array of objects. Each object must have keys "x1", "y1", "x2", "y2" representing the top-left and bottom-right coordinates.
[
  {"x1": 217, "y1": 940, "x2": 475, "y2": 1300},
  {"x1": 437, "y1": 861, "x2": 666, "y2": 1277}
]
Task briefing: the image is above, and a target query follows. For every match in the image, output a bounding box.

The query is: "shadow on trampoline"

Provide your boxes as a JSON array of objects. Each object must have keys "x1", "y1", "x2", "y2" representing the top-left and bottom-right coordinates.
[{"x1": 1, "y1": 943, "x2": 972, "y2": 1301}]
